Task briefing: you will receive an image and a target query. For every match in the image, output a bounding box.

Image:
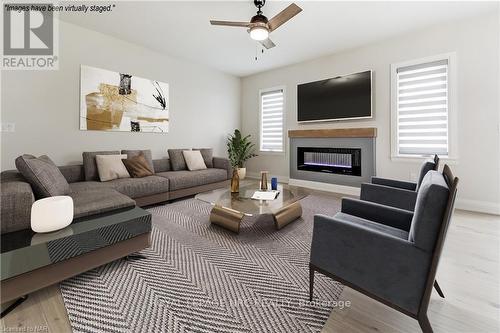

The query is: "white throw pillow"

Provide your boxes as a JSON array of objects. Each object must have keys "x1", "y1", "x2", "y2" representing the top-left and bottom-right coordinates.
[
  {"x1": 182, "y1": 150, "x2": 207, "y2": 171},
  {"x1": 95, "y1": 154, "x2": 130, "y2": 182}
]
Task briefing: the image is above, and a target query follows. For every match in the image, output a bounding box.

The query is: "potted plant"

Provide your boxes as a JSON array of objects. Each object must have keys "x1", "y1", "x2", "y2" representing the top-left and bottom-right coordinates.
[{"x1": 227, "y1": 129, "x2": 257, "y2": 180}]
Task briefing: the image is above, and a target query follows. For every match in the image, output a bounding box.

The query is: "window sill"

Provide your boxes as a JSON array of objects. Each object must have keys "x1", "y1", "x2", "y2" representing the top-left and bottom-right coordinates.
[
  {"x1": 391, "y1": 155, "x2": 458, "y2": 165},
  {"x1": 259, "y1": 150, "x2": 286, "y2": 156}
]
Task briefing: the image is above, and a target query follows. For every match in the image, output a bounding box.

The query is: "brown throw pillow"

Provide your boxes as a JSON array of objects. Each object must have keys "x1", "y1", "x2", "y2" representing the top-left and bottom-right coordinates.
[
  {"x1": 121, "y1": 149, "x2": 155, "y2": 173},
  {"x1": 122, "y1": 153, "x2": 154, "y2": 178}
]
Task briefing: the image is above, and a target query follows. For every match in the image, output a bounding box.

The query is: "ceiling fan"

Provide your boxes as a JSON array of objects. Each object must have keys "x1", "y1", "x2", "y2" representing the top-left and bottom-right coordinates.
[{"x1": 210, "y1": 0, "x2": 302, "y2": 49}]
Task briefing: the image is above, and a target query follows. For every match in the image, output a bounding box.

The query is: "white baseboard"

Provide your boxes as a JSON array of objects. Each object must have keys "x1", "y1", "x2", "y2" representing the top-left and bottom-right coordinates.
[
  {"x1": 455, "y1": 199, "x2": 500, "y2": 215},
  {"x1": 288, "y1": 178, "x2": 361, "y2": 197},
  {"x1": 246, "y1": 172, "x2": 289, "y2": 183},
  {"x1": 288, "y1": 179, "x2": 499, "y2": 216}
]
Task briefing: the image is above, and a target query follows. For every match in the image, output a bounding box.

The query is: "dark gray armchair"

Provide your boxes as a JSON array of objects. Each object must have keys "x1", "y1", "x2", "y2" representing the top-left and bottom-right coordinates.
[
  {"x1": 309, "y1": 166, "x2": 458, "y2": 333},
  {"x1": 360, "y1": 154, "x2": 439, "y2": 211}
]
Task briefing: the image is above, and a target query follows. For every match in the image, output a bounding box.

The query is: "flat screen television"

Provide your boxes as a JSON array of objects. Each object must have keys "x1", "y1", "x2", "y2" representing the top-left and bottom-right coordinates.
[{"x1": 297, "y1": 70, "x2": 372, "y2": 122}]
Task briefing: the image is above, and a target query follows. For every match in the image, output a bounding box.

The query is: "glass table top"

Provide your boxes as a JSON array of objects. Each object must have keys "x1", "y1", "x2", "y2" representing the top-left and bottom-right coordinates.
[{"x1": 195, "y1": 181, "x2": 309, "y2": 216}]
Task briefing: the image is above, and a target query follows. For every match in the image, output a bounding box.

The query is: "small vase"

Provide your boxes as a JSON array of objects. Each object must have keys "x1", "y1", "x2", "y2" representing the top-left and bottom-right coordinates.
[
  {"x1": 231, "y1": 168, "x2": 240, "y2": 193},
  {"x1": 260, "y1": 171, "x2": 269, "y2": 191},
  {"x1": 237, "y1": 167, "x2": 246, "y2": 180}
]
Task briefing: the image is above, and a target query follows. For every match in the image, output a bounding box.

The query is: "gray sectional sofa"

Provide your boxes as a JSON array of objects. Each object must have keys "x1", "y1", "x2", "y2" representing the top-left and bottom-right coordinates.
[{"x1": 1, "y1": 154, "x2": 231, "y2": 234}]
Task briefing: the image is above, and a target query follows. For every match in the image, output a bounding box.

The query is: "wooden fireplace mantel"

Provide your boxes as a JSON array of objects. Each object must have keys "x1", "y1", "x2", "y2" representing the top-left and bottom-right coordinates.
[{"x1": 288, "y1": 127, "x2": 377, "y2": 138}]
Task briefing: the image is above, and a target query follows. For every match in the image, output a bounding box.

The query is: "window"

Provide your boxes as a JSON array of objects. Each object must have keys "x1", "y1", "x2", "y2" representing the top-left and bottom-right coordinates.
[
  {"x1": 391, "y1": 54, "x2": 456, "y2": 159},
  {"x1": 260, "y1": 88, "x2": 285, "y2": 152}
]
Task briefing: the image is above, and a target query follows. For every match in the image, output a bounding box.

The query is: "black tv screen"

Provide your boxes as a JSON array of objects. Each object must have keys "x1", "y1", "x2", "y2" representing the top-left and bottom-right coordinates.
[{"x1": 297, "y1": 71, "x2": 372, "y2": 122}]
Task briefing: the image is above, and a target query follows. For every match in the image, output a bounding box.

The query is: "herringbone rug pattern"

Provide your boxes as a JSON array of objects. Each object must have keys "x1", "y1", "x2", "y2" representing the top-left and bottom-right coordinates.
[{"x1": 60, "y1": 194, "x2": 344, "y2": 332}]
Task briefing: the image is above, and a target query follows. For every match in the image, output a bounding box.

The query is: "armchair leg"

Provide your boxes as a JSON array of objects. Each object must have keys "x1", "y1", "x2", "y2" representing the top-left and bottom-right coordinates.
[
  {"x1": 433, "y1": 280, "x2": 445, "y2": 298},
  {"x1": 309, "y1": 265, "x2": 315, "y2": 302},
  {"x1": 418, "y1": 313, "x2": 433, "y2": 333}
]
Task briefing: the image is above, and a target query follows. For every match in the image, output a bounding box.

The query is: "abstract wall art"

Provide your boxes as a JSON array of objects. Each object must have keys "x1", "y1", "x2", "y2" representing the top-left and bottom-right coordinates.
[{"x1": 80, "y1": 65, "x2": 169, "y2": 133}]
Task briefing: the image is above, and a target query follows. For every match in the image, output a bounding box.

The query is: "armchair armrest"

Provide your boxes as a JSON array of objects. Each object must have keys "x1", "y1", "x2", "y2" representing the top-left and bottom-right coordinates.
[
  {"x1": 360, "y1": 183, "x2": 418, "y2": 211},
  {"x1": 313, "y1": 213, "x2": 413, "y2": 247},
  {"x1": 371, "y1": 177, "x2": 417, "y2": 191},
  {"x1": 212, "y1": 157, "x2": 231, "y2": 179},
  {"x1": 341, "y1": 198, "x2": 413, "y2": 231}
]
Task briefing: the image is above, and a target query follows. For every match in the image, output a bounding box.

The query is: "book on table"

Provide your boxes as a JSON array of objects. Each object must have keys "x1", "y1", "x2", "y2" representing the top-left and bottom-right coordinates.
[{"x1": 251, "y1": 190, "x2": 280, "y2": 201}]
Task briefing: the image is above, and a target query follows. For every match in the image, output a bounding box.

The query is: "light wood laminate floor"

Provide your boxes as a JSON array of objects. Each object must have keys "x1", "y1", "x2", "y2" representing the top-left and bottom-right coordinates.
[{"x1": 1, "y1": 209, "x2": 499, "y2": 333}]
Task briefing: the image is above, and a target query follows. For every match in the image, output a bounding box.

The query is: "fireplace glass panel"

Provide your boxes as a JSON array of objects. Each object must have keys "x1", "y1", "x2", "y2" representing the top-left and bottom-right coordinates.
[{"x1": 297, "y1": 147, "x2": 361, "y2": 176}]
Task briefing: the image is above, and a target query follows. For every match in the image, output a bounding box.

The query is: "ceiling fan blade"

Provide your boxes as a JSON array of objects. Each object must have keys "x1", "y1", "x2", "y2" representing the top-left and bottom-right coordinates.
[
  {"x1": 259, "y1": 38, "x2": 276, "y2": 49},
  {"x1": 267, "y1": 3, "x2": 302, "y2": 32},
  {"x1": 210, "y1": 20, "x2": 251, "y2": 27}
]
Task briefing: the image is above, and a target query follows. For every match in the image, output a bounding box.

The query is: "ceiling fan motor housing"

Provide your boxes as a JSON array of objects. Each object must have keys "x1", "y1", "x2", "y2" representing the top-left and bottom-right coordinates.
[{"x1": 250, "y1": 14, "x2": 268, "y2": 26}]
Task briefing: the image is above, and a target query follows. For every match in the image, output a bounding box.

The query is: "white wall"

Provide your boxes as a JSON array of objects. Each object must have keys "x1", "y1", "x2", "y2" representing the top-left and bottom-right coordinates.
[
  {"x1": 241, "y1": 13, "x2": 500, "y2": 214},
  {"x1": 1, "y1": 21, "x2": 240, "y2": 169}
]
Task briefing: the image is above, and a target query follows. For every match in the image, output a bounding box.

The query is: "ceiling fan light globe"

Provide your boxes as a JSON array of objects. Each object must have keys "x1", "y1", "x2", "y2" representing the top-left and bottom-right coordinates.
[{"x1": 250, "y1": 26, "x2": 269, "y2": 41}]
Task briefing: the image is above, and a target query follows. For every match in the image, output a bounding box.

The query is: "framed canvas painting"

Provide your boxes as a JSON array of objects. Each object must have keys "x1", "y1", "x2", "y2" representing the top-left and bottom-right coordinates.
[{"x1": 80, "y1": 65, "x2": 169, "y2": 133}]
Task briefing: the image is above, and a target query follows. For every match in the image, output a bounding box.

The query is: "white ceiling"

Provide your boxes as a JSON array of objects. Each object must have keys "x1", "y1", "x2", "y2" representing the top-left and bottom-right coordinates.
[{"x1": 60, "y1": 1, "x2": 497, "y2": 77}]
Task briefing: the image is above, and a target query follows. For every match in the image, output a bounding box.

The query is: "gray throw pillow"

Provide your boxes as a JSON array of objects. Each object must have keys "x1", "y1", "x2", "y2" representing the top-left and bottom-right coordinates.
[
  {"x1": 82, "y1": 151, "x2": 120, "y2": 181},
  {"x1": 121, "y1": 149, "x2": 154, "y2": 173},
  {"x1": 193, "y1": 148, "x2": 213, "y2": 168},
  {"x1": 168, "y1": 149, "x2": 189, "y2": 171},
  {"x1": 15, "y1": 154, "x2": 70, "y2": 198}
]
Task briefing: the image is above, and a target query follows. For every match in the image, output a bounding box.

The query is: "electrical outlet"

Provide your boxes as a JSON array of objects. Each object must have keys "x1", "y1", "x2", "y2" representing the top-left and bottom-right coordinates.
[{"x1": 1, "y1": 122, "x2": 15, "y2": 132}]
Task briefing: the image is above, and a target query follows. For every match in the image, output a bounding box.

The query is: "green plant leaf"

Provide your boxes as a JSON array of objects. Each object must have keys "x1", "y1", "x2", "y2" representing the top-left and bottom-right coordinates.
[{"x1": 226, "y1": 129, "x2": 258, "y2": 168}]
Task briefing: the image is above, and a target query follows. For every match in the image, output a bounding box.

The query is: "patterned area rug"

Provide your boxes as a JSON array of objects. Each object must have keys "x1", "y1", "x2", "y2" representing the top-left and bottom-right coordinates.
[{"x1": 60, "y1": 194, "x2": 344, "y2": 332}]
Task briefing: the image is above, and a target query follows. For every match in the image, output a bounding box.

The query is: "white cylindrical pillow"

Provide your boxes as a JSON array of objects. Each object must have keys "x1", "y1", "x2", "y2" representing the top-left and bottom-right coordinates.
[
  {"x1": 182, "y1": 150, "x2": 207, "y2": 171},
  {"x1": 31, "y1": 196, "x2": 74, "y2": 233},
  {"x1": 95, "y1": 154, "x2": 130, "y2": 181}
]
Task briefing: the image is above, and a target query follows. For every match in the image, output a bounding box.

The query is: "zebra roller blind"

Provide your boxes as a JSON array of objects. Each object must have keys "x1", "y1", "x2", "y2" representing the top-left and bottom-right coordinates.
[
  {"x1": 396, "y1": 59, "x2": 449, "y2": 156},
  {"x1": 260, "y1": 89, "x2": 284, "y2": 152}
]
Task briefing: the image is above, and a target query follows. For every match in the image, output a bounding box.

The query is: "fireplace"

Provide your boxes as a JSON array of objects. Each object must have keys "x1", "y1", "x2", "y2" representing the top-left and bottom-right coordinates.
[
  {"x1": 289, "y1": 128, "x2": 375, "y2": 189},
  {"x1": 297, "y1": 147, "x2": 362, "y2": 176}
]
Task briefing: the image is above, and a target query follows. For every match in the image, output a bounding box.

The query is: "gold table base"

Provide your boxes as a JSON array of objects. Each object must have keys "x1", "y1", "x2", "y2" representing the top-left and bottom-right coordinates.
[
  {"x1": 273, "y1": 201, "x2": 303, "y2": 230},
  {"x1": 210, "y1": 205, "x2": 245, "y2": 233},
  {"x1": 209, "y1": 201, "x2": 303, "y2": 234}
]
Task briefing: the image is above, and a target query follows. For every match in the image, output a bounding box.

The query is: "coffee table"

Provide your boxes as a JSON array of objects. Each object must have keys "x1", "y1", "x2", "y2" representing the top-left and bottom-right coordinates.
[{"x1": 195, "y1": 182, "x2": 309, "y2": 233}]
